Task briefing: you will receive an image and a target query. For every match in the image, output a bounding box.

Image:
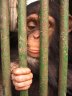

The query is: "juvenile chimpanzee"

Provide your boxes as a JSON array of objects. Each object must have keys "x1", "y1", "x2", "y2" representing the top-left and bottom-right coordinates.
[{"x1": 10, "y1": 0, "x2": 72, "y2": 96}]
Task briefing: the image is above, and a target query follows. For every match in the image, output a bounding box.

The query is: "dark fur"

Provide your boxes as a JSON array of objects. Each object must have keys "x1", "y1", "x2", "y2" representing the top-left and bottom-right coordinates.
[{"x1": 11, "y1": 1, "x2": 72, "y2": 96}]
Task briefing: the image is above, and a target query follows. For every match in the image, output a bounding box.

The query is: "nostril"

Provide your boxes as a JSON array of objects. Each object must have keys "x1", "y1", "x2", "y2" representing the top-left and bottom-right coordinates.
[{"x1": 33, "y1": 33, "x2": 40, "y2": 39}]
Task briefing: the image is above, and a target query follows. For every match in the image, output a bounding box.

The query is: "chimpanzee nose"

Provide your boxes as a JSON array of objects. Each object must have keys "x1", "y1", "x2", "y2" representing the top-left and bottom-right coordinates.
[{"x1": 33, "y1": 31, "x2": 40, "y2": 39}]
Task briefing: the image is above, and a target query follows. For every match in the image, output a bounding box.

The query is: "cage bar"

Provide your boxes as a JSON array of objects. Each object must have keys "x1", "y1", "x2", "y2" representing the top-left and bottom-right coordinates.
[
  {"x1": 58, "y1": 0, "x2": 69, "y2": 96},
  {"x1": 39, "y1": 0, "x2": 49, "y2": 96},
  {"x1": 18, "y1": 0, "x2": 28, "y2": 96},
  {"x1": 1, "y1": 0, "x2": 12, "y2": 96}
]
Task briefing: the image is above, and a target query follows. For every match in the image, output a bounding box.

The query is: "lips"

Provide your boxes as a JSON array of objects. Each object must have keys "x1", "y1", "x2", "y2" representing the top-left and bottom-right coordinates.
[
  {"x1": 28, "y1": 49, "x2": 39, "y2": 54},
  {"x1": 28, "y1": 48, "x2": 40, "y2": 57}
]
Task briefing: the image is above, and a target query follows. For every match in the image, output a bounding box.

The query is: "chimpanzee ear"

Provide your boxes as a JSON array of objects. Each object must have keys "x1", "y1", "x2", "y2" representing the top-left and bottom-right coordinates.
[{"x1": 69, "y1": 15, "x2": 72, "y2": 32}]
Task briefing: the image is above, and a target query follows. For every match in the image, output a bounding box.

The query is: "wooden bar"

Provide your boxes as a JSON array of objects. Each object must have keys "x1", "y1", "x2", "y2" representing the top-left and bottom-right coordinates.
[
  {"x1": 1, "y1": 0, "x2": 12, "y2": 96},
  {"x1": 18, "y1": 0, "x2": 28, "y2": 96},
  {"x1": 39, "y1": 0, "x2": 49, "y2": 96},
  {"x1": 58, "y1": 0, "x2": 69, "y2": 96}
]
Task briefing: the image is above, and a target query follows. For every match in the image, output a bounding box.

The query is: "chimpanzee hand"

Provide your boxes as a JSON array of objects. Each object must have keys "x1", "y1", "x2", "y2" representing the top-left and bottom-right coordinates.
[{"x1": 11, "y1": 62, "x2": 33, "y2": 90}]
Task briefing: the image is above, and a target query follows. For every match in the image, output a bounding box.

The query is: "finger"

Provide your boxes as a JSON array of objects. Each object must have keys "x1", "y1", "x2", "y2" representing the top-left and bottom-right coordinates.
[
  {"x1": 13, "y1": 68, "x2": 31, "y2": 75},
  {"x1": 10, "y1": 62, "x2": 19, "y2": 72},
  {"x1": 13, "y1": 79, "x2": 32, "y2": 88},
  {"x1": 11, "y1": 73, "x2": 33, "y2": 82},
  {"x1": 15, "y1": 85, "x2": 30, "y2": 90}
]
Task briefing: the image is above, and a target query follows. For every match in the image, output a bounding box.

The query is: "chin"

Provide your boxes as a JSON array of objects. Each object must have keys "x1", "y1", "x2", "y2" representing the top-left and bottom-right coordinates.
[
  {"x1": 27, "y1": 55, "x2": 39, "y2": 75},
  {"x1": 28, "y1": 51, "x2": 39, "y2": 58}
]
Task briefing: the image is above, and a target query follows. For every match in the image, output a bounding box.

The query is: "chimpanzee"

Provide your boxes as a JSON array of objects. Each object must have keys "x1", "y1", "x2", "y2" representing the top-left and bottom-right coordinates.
[{"x1": 10, "y1": 0, "x2": 72, "y2": 96}]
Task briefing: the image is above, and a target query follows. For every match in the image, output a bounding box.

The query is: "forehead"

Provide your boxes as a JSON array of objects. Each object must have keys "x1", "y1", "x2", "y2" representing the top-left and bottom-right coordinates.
[
  {"x1": 27, "y1": 14, "x2": 38, "y2": 19},
  {"x1": 27, "y1": 13, "x2": 55, "y2": 21}
]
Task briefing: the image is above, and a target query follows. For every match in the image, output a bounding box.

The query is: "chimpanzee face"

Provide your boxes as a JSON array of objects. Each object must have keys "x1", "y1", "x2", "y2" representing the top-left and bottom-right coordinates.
[{"x1": 27, "y1": 14, "x2": 56, "y2": 58}]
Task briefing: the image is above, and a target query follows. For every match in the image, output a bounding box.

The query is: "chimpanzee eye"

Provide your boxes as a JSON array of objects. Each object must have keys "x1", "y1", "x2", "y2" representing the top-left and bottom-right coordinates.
[{"x1": 27, "y1": 21, "x2": 37, "y2": 31}]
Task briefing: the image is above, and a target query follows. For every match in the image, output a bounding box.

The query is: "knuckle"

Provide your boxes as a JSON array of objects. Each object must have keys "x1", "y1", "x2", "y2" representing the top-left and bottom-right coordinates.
[
  {"x1": 28, "y1": 73, "x2": 33, "y2": 79},
  {"x1": 30, "y1": 80, "x2": 32, "y2": 84},
  {"x1": 30, "y1": 73, "x2": 33, "y2": 78},
  {"x1": 13, "y1": 81, "x2": 21, "y2": 88},
  {"x1": 28, "y1": 79, "x2": 32, "y2": 85},
  {"x1": 15, "y1": 82, "x2": 21, "y2": 87},
  {"x1": 26, "y1": 68, "x2": 31, "y2": 73},
  {"x1": 18, "y1": 76, "x2": 23, "y2": 81},
  {"x1": 11, "y1": 63, "x2": 18, "y2": 73}
]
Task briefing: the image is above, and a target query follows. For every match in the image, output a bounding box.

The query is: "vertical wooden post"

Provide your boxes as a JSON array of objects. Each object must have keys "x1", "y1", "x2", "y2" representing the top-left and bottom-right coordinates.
[
  {"x1": 18, "y1": 0, "x2": 28, "y2": 96},
  {"x1": 58, "y1": 0, "x2": 69, "y2": 96},
  {"x1": 1, "y1": 0, "x2": 12, "y2": 96},
  {"x1": 40, "y1": 0, "x2": 49, "y2": 96}
]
